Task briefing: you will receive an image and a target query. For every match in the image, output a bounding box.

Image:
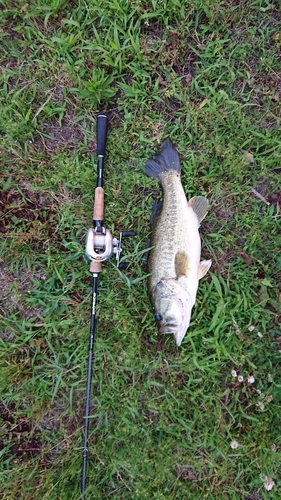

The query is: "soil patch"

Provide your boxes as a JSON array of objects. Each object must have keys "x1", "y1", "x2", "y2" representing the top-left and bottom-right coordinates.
[{"x1": 33, "y1": 108, "x2": 86, "y2": 154}]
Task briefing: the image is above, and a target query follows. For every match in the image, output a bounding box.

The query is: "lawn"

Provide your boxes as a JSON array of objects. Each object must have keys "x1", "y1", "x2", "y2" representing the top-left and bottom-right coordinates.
[{"x1": 0, "y1": 1, "x2": 281, "y2": 499}]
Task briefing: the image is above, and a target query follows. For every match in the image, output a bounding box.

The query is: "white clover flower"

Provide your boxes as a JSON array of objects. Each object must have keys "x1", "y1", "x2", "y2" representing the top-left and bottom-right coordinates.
[
  {"x1": 262, "y1": 476, "x2": 275, "y2": 491},
  {"x1": 247, "y1": 376, "x2": 255, "y2": 384},
  {"x1": 257, "y1": 401, "x2": 265, "y2": 410},
  {"x1": 238, "y1": 375, "x2": 244, "y2": 382},
  {"x1": 230, "y1": 440, "x2": 239, "y2": 449},
  {"x1": 257, "y1": 332, "x2": 263, "y2": 338},
  {"x1": 271, "y1": 444, "x2": 277, "y2": 452},
  {"x1": 231, "y1": 370, "x2": 237, "y2": 377},
  {"x1": 248, "y1": 325, "x2": 255, "y2": 332}
]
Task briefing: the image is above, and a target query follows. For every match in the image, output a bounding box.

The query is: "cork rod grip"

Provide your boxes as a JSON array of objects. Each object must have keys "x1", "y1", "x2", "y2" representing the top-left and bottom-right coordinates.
[
  {"x1": 90, "y1": 260, "x2": 102, "y2": 273},
  {"x1": 93, "y1": 187, "x2": 104, "y2": 222}
]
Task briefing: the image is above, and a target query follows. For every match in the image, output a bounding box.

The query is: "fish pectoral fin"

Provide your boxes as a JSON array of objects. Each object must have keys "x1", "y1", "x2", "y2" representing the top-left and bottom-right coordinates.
[
  {"x1": 188, "y1": 196, "x2": 209, "y2": 224},
  {"x1": 175, "y1": 251, "x2": 189, "y2": 278},
  {"x1": 198, "y1": 259, "x2": 212, "y2": 279}
]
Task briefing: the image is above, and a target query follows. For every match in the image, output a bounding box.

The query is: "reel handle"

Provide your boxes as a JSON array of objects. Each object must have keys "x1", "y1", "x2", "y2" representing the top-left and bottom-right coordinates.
[{"x1": 96, "y1": 114, "x2": 108, "y2": 157}]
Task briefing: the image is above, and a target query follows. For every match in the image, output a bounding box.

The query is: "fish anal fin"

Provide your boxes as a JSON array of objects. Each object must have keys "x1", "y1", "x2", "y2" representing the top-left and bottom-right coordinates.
[
  {"x1": 188, "y1": 196, "x2": 209, "y2": 224},
  {"x1": 198, "y1": 259, "x2": 212, "y2": 279},
  {"x1": 175, "y1": 251, "x2": 189, "y2": 278}
]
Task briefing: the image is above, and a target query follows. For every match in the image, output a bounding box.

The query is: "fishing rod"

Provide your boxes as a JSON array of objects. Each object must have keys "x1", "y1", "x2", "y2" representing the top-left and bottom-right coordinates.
[{"x1": 82, "y1": 114, "x2": 135, "y2": 499}]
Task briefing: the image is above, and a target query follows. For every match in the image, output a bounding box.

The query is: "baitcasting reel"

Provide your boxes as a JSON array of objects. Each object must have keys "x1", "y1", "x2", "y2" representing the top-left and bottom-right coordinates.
[{"x1": 85, "y1": 227, "x2": 135, "y2": 269}]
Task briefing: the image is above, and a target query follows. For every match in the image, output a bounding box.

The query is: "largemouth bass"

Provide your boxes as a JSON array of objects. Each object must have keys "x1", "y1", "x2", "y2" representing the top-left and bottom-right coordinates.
[{"x1": 145, "y1": 140, "x2": 212, "y2": 346}]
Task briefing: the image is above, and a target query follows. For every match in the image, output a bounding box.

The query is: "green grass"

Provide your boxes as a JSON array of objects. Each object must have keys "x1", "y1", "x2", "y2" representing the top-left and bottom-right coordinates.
[{"x1": 1, "y1": 0, "x2": 281, "y2": 499}]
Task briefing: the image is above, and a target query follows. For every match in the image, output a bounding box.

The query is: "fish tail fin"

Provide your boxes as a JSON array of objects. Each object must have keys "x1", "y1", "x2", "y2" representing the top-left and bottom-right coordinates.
[{"x1": 144, "y1": 140, "x2": 181, "y2": 180}]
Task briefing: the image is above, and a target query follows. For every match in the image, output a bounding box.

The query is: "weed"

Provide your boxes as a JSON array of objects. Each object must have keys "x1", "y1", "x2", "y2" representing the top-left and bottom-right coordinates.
[{"x1": 1, "y1": 1, "x2": 281, "y2": 499}]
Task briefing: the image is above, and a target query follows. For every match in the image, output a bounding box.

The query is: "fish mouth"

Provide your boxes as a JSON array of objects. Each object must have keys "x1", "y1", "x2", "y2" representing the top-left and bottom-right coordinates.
[{"x1": 159, "y1": 324, "x2": 180, "y2": 335}]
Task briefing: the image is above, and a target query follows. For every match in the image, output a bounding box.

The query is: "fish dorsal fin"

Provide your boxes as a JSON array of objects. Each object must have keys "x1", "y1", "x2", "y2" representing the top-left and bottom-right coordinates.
[
  {"x1": 198, "y1": 259, "x2": 212, "y2": 279},
  {"x1": 175, "y1": 251, "x2": 189, "y2": 278},
  {"x1": 188, "y1": 196, "x2": 209, "y2": 224}
]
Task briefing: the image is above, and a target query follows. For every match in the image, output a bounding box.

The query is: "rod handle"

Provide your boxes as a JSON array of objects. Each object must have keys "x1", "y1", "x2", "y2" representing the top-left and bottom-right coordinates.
[
  {"x1": 93, "y1": 187, "x2": 104, "y2": 222},
  {"x1": 96, "y1": 114, "x2": 108, "y2": 156},
  {"x1": 90, "y1": 260, "x2": 102, "y2": 273}
]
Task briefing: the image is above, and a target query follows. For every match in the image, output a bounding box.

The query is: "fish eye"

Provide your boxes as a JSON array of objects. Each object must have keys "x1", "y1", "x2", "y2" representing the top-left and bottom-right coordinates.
[{"x1": 155, "y1": 312, "x2": 163, "y2": 321}]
